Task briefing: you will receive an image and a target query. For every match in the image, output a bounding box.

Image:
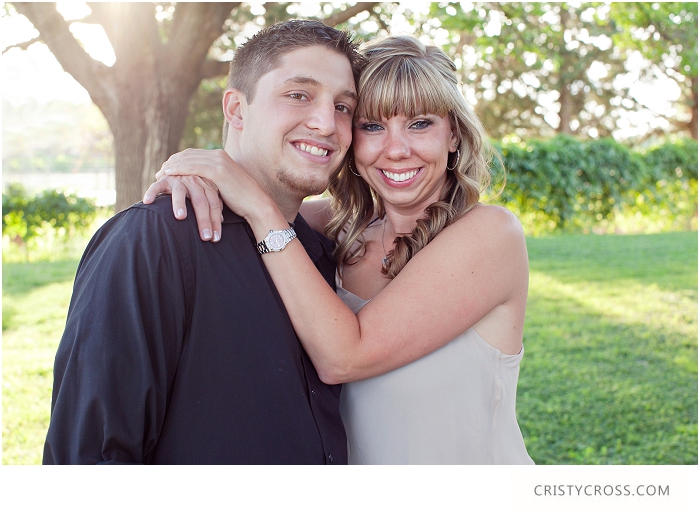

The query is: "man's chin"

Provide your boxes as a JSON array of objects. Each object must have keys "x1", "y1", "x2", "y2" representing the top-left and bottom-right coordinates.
[{"x1": 276, "y1": 171, "x2": 330, "y2": 198}]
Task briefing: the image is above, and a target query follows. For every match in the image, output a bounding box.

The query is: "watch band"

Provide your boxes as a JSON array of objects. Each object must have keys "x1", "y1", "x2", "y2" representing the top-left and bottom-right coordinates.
[{"x1": 256, "y1": 227, "x2": 297, "y2": 254}]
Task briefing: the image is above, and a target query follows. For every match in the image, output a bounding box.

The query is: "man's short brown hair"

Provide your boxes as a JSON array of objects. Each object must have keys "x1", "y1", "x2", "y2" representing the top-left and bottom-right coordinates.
[{"x1": 222, "y1": 19, "x2": 365, "y2": 145}]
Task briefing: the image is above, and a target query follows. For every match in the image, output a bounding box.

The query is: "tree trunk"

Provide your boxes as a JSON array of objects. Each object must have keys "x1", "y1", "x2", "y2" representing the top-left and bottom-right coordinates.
[
  {"x1": 12, "y1": 1, "x2": 376, "y2": 211},
  {"x1": 107, "y1": 65, "x2": 198, "y2": 210},
  {"x1": 13, "y1": 2, "x2": 237, "y2": 212},
  {"x1": 690, "y1": 75, "x2": 698, "y2": 141},
  {"x1": 557, "y1": 8, "x2": 575, "y2": 135},
  {"x1": 558, "y1": 85, "x2": 575, "y2": 134}
]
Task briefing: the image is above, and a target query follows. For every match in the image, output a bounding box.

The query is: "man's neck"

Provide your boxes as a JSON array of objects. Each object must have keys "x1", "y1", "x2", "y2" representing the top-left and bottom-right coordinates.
[{"x1": 225, "y1": 147, "x2": 301, "y2": 225}]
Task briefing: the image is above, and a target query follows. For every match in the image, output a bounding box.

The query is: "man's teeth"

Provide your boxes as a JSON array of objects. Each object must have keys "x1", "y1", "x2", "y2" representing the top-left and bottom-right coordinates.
[
  {"x1": 382, "y1": 169, "x2": 419, "y2": 182},
  {"x1": 297, "y1": 143, "x2": 328, "y2": 157}
]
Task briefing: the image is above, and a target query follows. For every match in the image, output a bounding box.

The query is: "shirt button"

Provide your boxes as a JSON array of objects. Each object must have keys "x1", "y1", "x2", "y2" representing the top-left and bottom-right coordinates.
[
  {"x1": 328, "y1": 453, "x2": 334, "y2": 463},
  {"x1": 310, "y1": 388, "x2": 316, "y2": 397}
]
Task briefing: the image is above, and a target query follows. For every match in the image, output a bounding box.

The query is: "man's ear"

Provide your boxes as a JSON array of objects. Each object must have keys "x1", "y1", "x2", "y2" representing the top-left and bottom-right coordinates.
[{"x1": 223, "y1": 88, "x2": 245, "y2": 130}]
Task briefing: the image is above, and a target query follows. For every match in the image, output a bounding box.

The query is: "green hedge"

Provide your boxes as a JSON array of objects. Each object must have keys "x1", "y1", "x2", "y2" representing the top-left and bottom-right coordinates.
[
  {"x1": 493, "y1": 135, "x2": 698, "y2": 234},
  {"x1": 2, "y1": 184, "x2": 98, "y2": 249}
]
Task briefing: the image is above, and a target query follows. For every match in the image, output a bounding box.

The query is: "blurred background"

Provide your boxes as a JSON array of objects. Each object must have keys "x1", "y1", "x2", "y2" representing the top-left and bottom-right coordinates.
[{"x1": 1, "y1": 2, "x2": 697, "y2": 466}]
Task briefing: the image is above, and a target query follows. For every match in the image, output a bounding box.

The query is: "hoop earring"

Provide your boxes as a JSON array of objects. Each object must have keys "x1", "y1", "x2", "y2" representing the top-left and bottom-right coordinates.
[
  {"x1": 349, "y1": 160, "x2": 362, "y2": 177},
  {"x1": 446, "y1": 149, "x2": 460, "y2": 171}
]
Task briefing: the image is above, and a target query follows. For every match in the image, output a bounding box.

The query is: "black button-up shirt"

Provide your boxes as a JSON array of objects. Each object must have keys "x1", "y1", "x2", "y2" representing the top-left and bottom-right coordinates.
[{"x1": 43, "y1": 196, "x2": 346, "y2": 464}]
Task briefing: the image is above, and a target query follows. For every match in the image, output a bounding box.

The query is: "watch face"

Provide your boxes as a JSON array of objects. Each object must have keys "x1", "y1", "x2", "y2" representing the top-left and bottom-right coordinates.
[{"x1": 268, "y1": 232, "x2": 286, "y2": 250}]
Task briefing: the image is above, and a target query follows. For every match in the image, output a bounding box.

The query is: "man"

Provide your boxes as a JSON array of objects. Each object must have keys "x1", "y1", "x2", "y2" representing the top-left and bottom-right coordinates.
[{"x1": 43, "y1": 20, "x2": 364, "y2": 464}]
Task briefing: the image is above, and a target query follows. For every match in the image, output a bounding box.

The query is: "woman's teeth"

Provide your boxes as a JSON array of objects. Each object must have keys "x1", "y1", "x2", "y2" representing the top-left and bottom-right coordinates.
[
  {"x1": 382, "y1": 169, "x2": 419, "y2": 182},
  {"x1": 297, "y1": 143, "x2": 328, "y2": 156}
]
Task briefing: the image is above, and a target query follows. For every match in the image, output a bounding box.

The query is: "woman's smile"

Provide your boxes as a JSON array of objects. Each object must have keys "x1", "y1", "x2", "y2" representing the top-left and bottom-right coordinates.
[{"x1": 354, "y1": 113, "x2": 458, "y2": 211}]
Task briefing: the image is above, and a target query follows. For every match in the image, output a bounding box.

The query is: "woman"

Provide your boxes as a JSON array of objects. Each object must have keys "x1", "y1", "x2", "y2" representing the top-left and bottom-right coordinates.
[{"x1": 146, "y1": 36, "x2": 533, "y2": 465}]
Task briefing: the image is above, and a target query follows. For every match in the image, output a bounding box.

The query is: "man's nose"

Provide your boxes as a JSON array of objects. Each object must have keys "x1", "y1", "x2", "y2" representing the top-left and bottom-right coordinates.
[{"x1": 306, "y1": 100, "x2": 337, "y2": 136}]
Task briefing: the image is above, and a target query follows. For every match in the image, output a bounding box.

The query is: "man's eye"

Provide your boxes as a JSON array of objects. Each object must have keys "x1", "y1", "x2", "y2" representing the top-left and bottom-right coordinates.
[
  {"x1": 289, "y1": 93, "x2": 308, "y2": 100},
  {"x1": 336, "y1": 104, "x2": 353, "y2": 114}
]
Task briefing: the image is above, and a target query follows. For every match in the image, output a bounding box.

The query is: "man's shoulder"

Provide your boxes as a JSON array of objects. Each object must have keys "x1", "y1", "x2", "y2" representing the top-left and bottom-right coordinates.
[
  {"x1": 81, "y1": 196, "x2": 202, "y2": 263},
  {"x1": 111, "y1": 196, "x2": 214, "y2": 240},
  {"x1": 123, "y1": 196, "x2": 191, "y2": 227}
]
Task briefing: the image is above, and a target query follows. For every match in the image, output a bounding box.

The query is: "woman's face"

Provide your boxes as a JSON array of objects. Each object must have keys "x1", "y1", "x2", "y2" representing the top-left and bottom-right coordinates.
[{"x1": 353, "y1": 112, "x2": 458, "y2": 214}]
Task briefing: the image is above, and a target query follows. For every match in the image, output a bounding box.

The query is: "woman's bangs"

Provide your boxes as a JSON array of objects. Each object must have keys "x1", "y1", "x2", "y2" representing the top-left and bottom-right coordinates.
[{"x1": 357, "y1": 59, "x2": 451, "y2": 122}]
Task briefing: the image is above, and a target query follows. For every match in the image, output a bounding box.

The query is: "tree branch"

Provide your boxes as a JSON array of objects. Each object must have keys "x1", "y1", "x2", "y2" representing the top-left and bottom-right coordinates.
[
  {"x1": 167, "y1": 2, "x2": 238, "y2": 62},
  {"x1": 11, "y1": 2, "x2": 114, "y2": 111},
  {"x1": 323, "y1": 2, "x2": 379, "y2": 26},
  {"x1": 2, "y1": 36, "x2": 41, "y2": 53},
  {"x1": 157, "y1": 2, "x2": 237, "y2": 85}
]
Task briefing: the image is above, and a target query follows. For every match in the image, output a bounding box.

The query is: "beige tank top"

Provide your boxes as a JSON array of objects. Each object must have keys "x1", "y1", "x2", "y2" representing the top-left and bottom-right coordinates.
[{"x1": 336, "y1": 279, "x2": 534, "y2": 465}]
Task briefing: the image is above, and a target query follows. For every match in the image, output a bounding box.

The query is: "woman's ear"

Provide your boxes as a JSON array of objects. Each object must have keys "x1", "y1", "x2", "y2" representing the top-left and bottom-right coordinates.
[
  {"x1": 223, "y1": 88, "x2": 245, "y2": 130},
  {"x1": 449, "y1": 128, "x2": 459, "y2": 152}
]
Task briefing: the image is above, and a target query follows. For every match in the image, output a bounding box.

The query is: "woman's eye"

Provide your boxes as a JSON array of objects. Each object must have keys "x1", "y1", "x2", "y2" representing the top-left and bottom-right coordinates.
[
  {"x1": 411, "y1": 119, "x2": 433, "y2": 130},
  {"x1": 358, "y1": 122, "x2": 383, "y2": 132}
]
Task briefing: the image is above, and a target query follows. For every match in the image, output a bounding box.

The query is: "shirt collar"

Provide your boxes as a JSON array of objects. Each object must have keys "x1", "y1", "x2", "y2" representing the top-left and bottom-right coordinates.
[{"x1": 222, "y1": 206, "x2": 327, "y2": 262}]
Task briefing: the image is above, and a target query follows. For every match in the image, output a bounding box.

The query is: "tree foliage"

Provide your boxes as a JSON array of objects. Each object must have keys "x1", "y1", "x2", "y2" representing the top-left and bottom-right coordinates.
[
  {"x1": 609, "y1": 2, "x2": 698, "y2": 139},
  {"x1": 4, "y1": 2, "x2": 697, "y2": 218},
  {"x1": 428, "y1": 2, "x2": 697, "y2": 143}
]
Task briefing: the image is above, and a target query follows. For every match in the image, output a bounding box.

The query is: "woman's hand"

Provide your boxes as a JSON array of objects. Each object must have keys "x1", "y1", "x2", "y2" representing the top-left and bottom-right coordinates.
[
  {"x1": 153, "y1": 148, "x2": 276, "y2": 229},
  {"x1": 143, "y1": 174, "x2": 223, "y2": 242}
]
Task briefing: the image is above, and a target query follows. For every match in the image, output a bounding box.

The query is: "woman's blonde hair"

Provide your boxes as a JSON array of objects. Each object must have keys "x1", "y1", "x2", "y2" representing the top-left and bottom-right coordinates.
[{"x1": 326, "y1": 35, "x2": 497, "y2": 279}]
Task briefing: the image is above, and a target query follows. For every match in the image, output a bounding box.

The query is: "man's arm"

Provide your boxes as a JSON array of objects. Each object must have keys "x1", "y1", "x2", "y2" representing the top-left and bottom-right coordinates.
[{"x1": 43, "y1": 204, "x2": 193, "y2": 464}]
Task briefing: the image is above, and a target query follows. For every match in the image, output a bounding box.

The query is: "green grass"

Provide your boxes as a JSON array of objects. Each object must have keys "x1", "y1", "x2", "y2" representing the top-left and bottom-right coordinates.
[
  {"x1": 519, "y1": 232, "x2": 698, "y2": 464},
  {"x1": 2, "y1": 232, "x2": 697, "y2": 464},
  {"x1": 2, "y1": 259, "x2": 79, "y2": 464}
]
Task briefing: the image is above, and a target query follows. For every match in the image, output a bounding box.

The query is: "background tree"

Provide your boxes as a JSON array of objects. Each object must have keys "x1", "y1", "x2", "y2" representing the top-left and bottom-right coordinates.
[
  {"x1": 428, "y1": 2, "x2": 697, "y2": 143},
  {"x1": 5, "y1": 2, "x2": 697, "y2": 212},
  {"x1": 609, "y1": 2, "x2": 698, "y2": 139},
  {"x1": 433, "y1": 3, "x2": 634, "y2": 140},
  {"x1": 7, "y1": 2, "x2": 379, "y2": 211}
]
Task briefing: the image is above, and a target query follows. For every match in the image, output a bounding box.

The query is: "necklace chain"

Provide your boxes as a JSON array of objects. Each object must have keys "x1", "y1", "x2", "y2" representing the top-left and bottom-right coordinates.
[{"x1": 381, "y1": 218, "x2": 389, "y2": 268}]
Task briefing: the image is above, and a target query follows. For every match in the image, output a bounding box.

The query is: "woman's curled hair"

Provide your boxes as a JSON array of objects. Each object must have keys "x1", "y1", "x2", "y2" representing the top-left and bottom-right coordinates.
[{"x1": 326, "y1": 36, "x2": 498, "y2": 279}]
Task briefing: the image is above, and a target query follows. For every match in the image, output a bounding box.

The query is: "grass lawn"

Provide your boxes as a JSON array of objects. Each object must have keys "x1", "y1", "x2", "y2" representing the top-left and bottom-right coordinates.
[
  {"x1": 520, "y1": 231, "x2": 698, "y2": 464},
  {"x1": 2, "y1": 231, "x2": 697, "y2": 464}
]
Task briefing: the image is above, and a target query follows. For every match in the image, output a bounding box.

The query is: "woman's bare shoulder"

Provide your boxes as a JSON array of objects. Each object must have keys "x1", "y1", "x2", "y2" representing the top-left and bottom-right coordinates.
[{"x1": 451, "y1": 203, "x2": 525, "y2": 243}]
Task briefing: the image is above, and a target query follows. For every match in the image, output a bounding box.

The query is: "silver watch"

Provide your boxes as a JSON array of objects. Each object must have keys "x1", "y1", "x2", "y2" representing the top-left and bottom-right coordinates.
[{"x1": 256, "y1": 228, "x2": 297, "y2": 254}]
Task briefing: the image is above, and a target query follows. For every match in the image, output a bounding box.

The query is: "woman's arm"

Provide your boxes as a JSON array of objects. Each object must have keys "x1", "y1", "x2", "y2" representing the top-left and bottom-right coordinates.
[
  {"x1": 144, "y1": 149, "x2": 334, "y2": 239},
  {"x1": 257, "y1": 203, "x2": 528, "y2": 384},
  {"x1": 160, "y1": 164, "x2": 529, "y2": 385}
]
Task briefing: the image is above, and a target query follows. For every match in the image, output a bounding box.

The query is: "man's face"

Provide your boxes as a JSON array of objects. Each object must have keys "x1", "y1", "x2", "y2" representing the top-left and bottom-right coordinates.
[{"x1": 233, "y1": 45, "x2": 357, "y2": 203}]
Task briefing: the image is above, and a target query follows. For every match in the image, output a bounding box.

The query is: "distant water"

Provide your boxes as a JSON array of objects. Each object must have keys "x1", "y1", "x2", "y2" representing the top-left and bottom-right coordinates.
[{"x1": 2, "y1": 170, "x2": 115, "y2": 206}]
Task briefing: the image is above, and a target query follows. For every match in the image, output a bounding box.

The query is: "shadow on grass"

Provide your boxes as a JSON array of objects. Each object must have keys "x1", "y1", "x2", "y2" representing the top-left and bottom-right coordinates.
[
  {"x1": 519, "y1": 286, "x2": 698, "y2": 465},
  {"x1": 2, "y1": 259, "x2": 79, "y2": 298},
  {"x1": 527, "y1": 232, "x2": 698, "y2": 293}
]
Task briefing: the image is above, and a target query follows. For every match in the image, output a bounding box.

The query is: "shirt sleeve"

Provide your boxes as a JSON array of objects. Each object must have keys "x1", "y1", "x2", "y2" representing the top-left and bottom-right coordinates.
[{"x1": 43, "y1": 205, "x2": 194, "y2": 464}]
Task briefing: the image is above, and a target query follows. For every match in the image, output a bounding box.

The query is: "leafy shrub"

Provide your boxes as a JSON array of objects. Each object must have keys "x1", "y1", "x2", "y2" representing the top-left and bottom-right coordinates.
[
  {"x1": 493, "y1": 136, "x2": 698, "y2": 234},
  {"x1": 2, "y1": 184, "x2": 99, "y2": 254}
]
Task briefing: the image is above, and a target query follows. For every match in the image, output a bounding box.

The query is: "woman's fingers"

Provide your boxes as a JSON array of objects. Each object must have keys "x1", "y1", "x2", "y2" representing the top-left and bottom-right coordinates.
[
  {"x1": 194, "y1": 176, "x2": 223, "y2": 241},
  {"x1": 199, "y1": 177, "x2": 224, "y2": 241},
  {"x1": 143, "y1": 175, "x2": 223, "y2": 242},
  {"x1": 181, "y1": 176, "x2": 219, "y2": 241},
  {"x1": 143, "y1": 176, "x2": 184, "y2": 208},
  {"x1": 169, "y1": 178, "x2": 190, "y2": 220}
]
